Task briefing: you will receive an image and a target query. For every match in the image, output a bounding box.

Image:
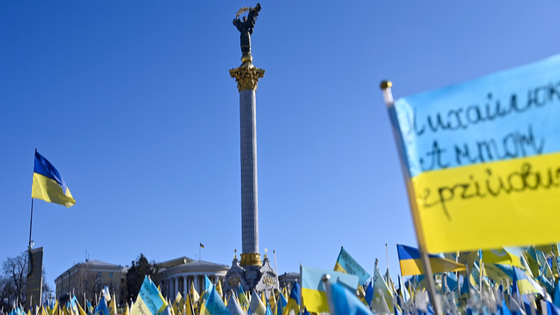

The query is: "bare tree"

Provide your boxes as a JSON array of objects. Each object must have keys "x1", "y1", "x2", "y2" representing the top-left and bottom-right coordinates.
[
  {"x1": 0, "y1": 251, "x2": 52, "y2": 309},
  {"x1": 73, "y1": 262, "x2": 99, "y2": 301},
  {"x1": 2, "y1": 251, "x2": 28, "y2": 305}
]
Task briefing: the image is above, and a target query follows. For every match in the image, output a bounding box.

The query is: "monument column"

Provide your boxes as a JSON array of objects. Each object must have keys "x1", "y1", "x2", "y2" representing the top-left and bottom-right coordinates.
[{"x1": 230, "y1": 54, "x2": 265, "y2": 269}]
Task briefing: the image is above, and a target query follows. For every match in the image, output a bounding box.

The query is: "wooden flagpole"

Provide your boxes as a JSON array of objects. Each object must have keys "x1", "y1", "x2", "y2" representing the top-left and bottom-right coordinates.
[{"x1": 380, "y1": 81, "x2": 442, "y2": 315}]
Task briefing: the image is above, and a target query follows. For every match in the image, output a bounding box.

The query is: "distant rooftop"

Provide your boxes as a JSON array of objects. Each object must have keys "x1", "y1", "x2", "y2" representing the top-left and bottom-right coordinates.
[{"x1": 84, "y1": 259, "x2": 121, "y2": 267}]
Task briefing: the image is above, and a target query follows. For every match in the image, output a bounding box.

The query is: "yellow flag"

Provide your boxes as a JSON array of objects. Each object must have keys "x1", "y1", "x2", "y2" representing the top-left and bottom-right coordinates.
[
  {"x1": 52, "y1": 302, "x2": 59, "y2": 315},
  {"x1": 172, "y1": 292, "x2": 183, "y2": 315},
  {"x1": 216, "y1": 279, "x2": 223, "y2": 299},
  {"x1": 77, "y1": 302, "x2": 87, "y2": 315},
  {"x1": 482, "y1": 248, "x2": 522, "y2": 267},
  {"x1": 269, "y1": 292, "x2": 277, "y2": 313},
  {"x1": 109, "y1": 294, "x2": 117, "y2": 315},
  {"x1": 523, "y1": 251, "x2": 541, "y2": 277},
  {"x1": 189, "y1": 281, "x2": 199, "y2": 305},
  {"x1": 184, "y1": 294, "x2": 194, "y2": 315},
  {"x1": 122, "y1": 303, "x2": 130, "y2": 315},
  {"x1": 260, "y1": 291, "x2": 266, "y2": 306}
]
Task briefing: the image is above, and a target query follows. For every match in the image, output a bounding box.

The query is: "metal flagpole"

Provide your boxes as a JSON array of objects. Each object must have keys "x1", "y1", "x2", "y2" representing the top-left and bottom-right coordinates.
[
  {"x1": 380, "y1": 81, "x2": 442, "y2": 315},
  {"x1": 29, "y1": 198, "x2": 34, "y2": 247},
  {"x1": 273, "y1": 250, "x2": 279, "y2": 291},
  {"x1": 385, "y1": 243, "x2": 389, "y2": 275}
]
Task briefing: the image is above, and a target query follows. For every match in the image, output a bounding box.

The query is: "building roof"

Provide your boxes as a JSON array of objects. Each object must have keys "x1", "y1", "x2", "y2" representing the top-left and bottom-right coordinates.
[
  {"x1": 55, "y1": 259, "x2": 123, "y2": 282},
  {"x1": 157, "y1": 256, "x2": 195, "y2": 268},
  {"x1": 84, "y1": 259, "x2": 121, "y2": 267},
  {"x1": 186, "y1": 260, "x2": 229, "y2": 268}
]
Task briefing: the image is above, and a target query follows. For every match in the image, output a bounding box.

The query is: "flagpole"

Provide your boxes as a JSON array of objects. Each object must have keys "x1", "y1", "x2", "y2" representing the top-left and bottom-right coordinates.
[
  {"x1": 385, "y1": 243, "x2": 389, "y2": 273},
  {"x1": 29, "y1": 198, "x2": 34, "y2": 247},
  {"x1": 273, "y1": 250, "x2": 279, "y2": 292},
  {"x1": 380, "y1": 81, "x2": 441, "y2": 315}
]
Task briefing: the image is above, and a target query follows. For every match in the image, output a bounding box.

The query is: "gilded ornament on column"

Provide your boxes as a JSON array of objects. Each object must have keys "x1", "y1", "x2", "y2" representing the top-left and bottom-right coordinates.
[
  {"x1": 229, "y1": 62, "x2": 265, "y2": 92},
  {"x1": 240, "y1": 252, "x2": 262, "y2": 266}
]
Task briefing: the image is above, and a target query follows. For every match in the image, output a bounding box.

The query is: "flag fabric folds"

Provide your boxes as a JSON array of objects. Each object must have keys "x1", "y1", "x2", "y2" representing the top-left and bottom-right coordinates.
[
  {"x1": 94, "y1": 297, "x2": 110, "y2": 315},
  {"x1": 173, "y1": 292, "x2": 184, "y2": 315},
  {"x1": 226, "y1": 292, "x2": 245, "y2": 315},
  {"x1": 237, "y1": 284, "x2": 248, "y2": 310},
  {"x1": 108, "y1": 294, "x2": 117, "y2": 315},
  {"x1": 397, "y1": 244, "x2": 466, "y2": 276},
  {"x1": 325, "y1": 281, "x2": 373, "y2": 315},
  {"x1": 482, "y1": 248, "x2": 522, "y2": 267},
  {"x1": 200, "y1": 286, "x2": 229, "y2": 315},
  {"x1": 301, "y1": 265, "x2": 359, "y2": 314},
  {"x1": 131, "y1": 276, "x2": 168, "y2": 315},
  {"x1": 333, "y1": 246, "x2": 371, "y2": 285},
  {"x1": 190, "y1": 282, "x2": 200, "y2": 305},
  {"x1": 248, "y1": 290, "x2": 266, "y2": 315},
  {"x1": 283, "y1": 282, "x2": 300, "y2": 315},
  {"x1": 512, "y1": 266, "x2": 545, "y2": 296},
  {"x1": 32, "y1": 150, "x2": 76, "y2": 208}
]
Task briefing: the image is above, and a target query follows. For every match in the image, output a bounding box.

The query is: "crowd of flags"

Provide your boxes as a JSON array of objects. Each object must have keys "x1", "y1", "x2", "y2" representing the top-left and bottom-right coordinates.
[{"x1": 5, "y1": 243, "x2": 560, "y2": 315}]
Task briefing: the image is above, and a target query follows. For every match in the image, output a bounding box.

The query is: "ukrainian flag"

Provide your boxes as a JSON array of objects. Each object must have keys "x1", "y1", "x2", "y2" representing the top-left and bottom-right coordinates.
[
  {"x1": 131, "y1": 276, "x2": 168, "y2": 315},
  {"x1": 333, "y1": 247, "x2": 370, "y2": 285},
  {"x1": 283, "y1": 282, "x2": 300, "y2": 315},
  {"x1": 32, "y1": 150, "x2": 75, "y2": 208},
  {"x1": 390, "y1": 54, "x2": 560, "y2": 253},
  {"x1": 397, "y1": 244, "x2": 465, "y2": 276},
  {"x1": 301, "y1": 266, "x2": 359, "y2": 314},
  {"x1": 512, "y1": 266, "x2": 544, "y2": 295}
]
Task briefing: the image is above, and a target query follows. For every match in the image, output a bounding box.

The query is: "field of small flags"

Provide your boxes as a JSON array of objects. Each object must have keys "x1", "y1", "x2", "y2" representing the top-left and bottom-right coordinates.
[{"x1": 4, "y1": 244, "x2": 560, "y2": 315}]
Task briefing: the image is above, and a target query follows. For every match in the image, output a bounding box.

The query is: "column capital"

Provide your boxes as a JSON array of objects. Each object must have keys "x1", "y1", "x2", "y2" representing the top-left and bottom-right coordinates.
[{"x1": 229, "y1": 63, "x2": 265, "y2": 92}]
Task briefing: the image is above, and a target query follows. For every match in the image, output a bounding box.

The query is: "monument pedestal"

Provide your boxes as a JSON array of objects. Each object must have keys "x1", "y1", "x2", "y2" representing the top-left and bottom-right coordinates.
[{"x1": 223, "y1": 252, "x2": 278, "y2": 299}]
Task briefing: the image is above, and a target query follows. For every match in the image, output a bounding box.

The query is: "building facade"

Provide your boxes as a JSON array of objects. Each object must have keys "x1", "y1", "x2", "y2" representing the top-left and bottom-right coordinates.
[
  {"x1": 158, "y1": 257, "x2": 229, "y2": 300},
  {"x1": 54, "y1": 260, "x2": 126, "y2": 304},
  {"x1": 55, "y1": 257, "x2": 230, "y2": 304}
]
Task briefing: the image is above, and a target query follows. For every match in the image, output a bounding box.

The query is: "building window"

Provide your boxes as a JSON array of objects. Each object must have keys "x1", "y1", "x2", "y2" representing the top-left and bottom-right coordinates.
[
  {"x1": 109, "y1": 273, "x2": 113, "y2": 278},
  {"x1": 97, "y1": 272, "x2": 102, "y2": 277}
]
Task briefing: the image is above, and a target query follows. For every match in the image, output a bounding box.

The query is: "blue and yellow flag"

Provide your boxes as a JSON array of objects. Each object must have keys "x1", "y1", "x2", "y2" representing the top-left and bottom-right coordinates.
[
  {"x1": 32, "y1": 150, "x2": 75, "y2": 208},
  {"x1": 283, "y1": 282, "x2": 300, "y2": 315},
  {"x1": 200, "y1": 286, "x2": 229, "y2": 315},
  {"x1": 512, "y1": 266, "x2": 544, "y2": 296},
  {"x1": 390, "y1": 54, "x2": 560, "y2": 253},
  {"x1": 482, "y1": 248, "x2": 522, "y2": 267},
  {"x1": 397, "y1": 244, "x2": 466, "y2": 276},
  {"x1": 325, "y1": 282, "x2": 373, "y2": 315},
  {"x1": 301, "y1": 265, "x2": 359, "y2": 314},
  {"x1": 94, "y1": 297, "x2": 110, "y2": 315},
  {"x1": 131, "y1": 276, "x2": 168, "y2": 315},
  {"x1": 333, "y1": 247, "x2": 370, "y2": 285}
]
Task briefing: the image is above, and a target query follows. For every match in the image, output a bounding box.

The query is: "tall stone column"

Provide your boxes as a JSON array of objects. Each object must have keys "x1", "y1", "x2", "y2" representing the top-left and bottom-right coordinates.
[{"x1": 230, "y1": 62, "x2": 265, "y2": 270}]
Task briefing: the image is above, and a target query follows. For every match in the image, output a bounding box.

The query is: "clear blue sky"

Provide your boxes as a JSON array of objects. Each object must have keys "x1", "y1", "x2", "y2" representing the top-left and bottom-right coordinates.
[{"x1": 1, "y1": 1, "x2": 559, "y2": 290}]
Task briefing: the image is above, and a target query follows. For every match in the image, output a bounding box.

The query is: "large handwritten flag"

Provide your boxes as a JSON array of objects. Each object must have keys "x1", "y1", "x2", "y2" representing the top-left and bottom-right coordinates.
[
  {"x1": 333, "y1": 247, "x2": 370, "y2": 285},
  {"x1": 131, "y1": 276, "x2": 168, "y2": 315},
  {"x1": 389, "y1": 54, "x2": 560, "y2": 253}
]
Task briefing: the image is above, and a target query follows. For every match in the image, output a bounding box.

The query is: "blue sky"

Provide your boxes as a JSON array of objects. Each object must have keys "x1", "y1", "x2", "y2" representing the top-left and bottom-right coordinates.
[{"x1": 1, "y1": 0, "x2": 559, "y2": 290}]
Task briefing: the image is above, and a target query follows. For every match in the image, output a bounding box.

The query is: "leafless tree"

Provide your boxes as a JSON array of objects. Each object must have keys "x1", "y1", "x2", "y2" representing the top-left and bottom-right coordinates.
[{"x1": 2, "y1": 251, "x2": 28, "y2": 305}]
